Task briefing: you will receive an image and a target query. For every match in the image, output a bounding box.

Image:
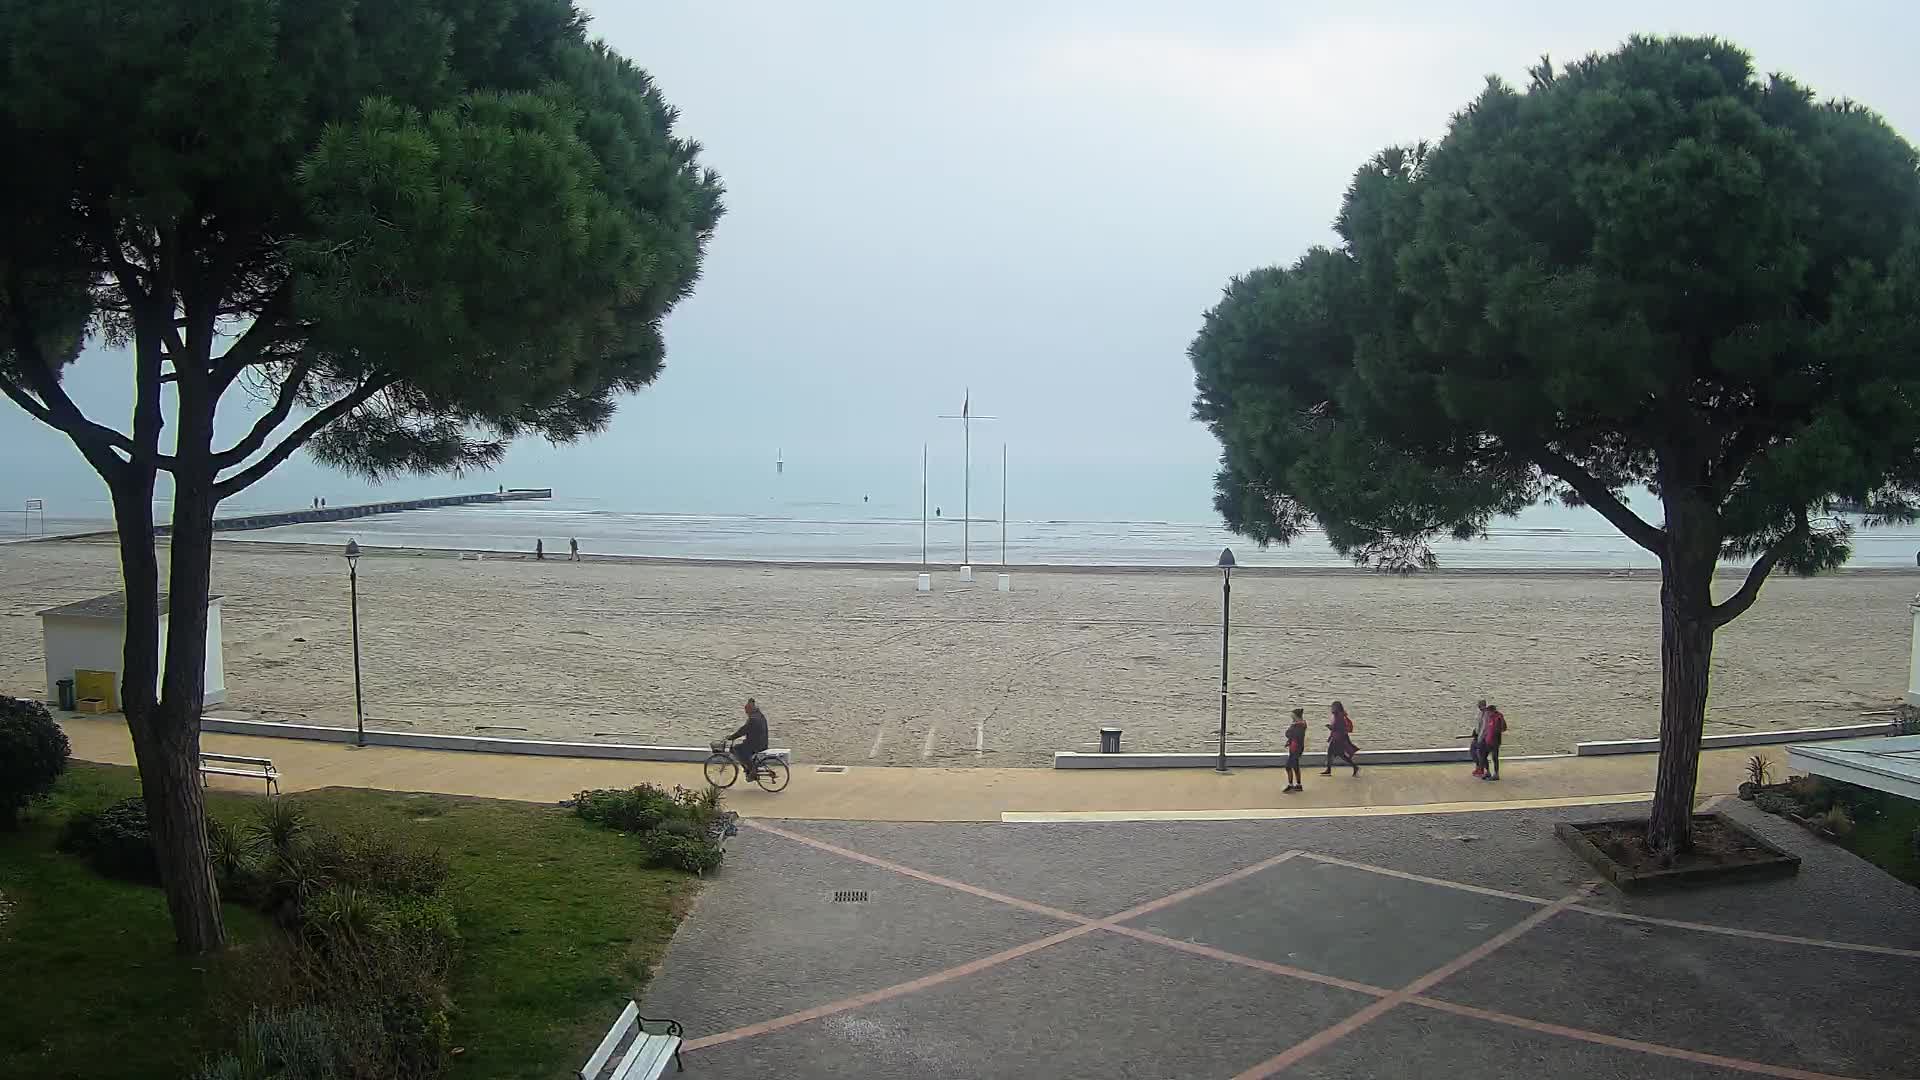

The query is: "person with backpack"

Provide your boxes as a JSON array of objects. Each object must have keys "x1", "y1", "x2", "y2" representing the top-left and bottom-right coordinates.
[
  {"x1": 1468, "y1": 699, "x2": 1489, "y2": 777},
  {"x1": 1322, "y1": 700, "x2": 1360, "y2": 777},
  {"x1": 1480, "y1": 703, "x2": 1508, "y2": 781}
]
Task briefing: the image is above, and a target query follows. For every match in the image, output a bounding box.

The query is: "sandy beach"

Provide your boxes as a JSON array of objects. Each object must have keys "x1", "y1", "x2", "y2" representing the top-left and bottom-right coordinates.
[{"x1": 1, "y1": 538, "x2": 1912, "y2": 767}]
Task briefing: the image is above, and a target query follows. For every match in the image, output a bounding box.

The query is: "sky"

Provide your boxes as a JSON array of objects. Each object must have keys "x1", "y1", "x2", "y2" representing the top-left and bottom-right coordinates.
[{"x1": 5, "y1": 1, "x2": 1919, "y2": 515}]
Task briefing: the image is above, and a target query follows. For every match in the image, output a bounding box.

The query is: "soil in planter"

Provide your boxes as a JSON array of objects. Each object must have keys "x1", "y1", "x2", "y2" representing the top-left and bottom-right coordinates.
[{"x1": 1577, "y1": 817, "x2": 1779, "y2": 874}]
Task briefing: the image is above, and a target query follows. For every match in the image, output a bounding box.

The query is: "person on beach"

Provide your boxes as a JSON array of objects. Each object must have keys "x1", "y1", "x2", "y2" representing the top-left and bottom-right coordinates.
[
  {"x1": 569, "y1": 537, "x2": 579, "y2": 562},
  {"x1": 1322, "y1": 701, "x2": 1360, "y2": 776},
  {"x1": 1283, "y1": 708, "x2": 1308, "y2": 793},
  {"x1": 726, "y1": 697, "x2": 770, "y2": 779},
  {"x1": 1480, "y1": 703, "x2": 1507, "y2": 781},
  {"x1": 535, "y1": 538, "x2": 545, "y2": 560},
  {"x1": 1468, "y1": 699, "x2": 1489, "y2": 777}
]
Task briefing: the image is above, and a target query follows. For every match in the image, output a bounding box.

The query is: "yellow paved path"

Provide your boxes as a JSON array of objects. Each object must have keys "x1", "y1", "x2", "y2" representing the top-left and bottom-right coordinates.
[{"x1": 59, "y1": 717, "x2": 1763, "y2": 822}]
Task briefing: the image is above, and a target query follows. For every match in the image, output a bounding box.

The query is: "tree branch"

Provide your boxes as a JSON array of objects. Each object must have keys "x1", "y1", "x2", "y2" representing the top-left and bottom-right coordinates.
[
  {"x1": 212, "y1": 377, "x2": 394, "y2": 500},
  {"x1": 1, "y1": 284, "x2": 140, "y2": 464},
  {"x1": 1530, "y1": 444, "x2": 1668, "y2": 555},
  {"x1": 211, "y1": 356, "x2": 316, "y2": 468},
  {"x1": 1710, "y1": 513, "x2": 1808, "y2": 629},
  {"x1": 1714, "y1": 426, "x2": 1767, "y2": 498},
  {"x1": 210, "y1": 280, "x2": 295, "y2": 394}
]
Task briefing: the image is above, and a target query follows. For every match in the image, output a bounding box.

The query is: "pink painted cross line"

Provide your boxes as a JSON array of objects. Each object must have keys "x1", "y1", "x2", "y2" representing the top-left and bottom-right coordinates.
[
  {"x1": 1296, "y1": 848, "x2": 1920, "y2": 960},
  {"x1": 1227, "y1": 885, "x2": 1596, "y2": 1080},
  {"x1": 686, "y1": 830, "x2": 1303, "y2": 1055},
  {"x1": 1409, "y1": 997, "x2": 1863, "y2": 1080},
  {"x1": 692, "y1": 823, "x2": 1893, "y2": 1080}
]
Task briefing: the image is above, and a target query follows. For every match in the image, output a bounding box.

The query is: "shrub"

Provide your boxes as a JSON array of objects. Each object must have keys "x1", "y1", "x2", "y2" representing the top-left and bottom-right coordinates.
[
  {"x1": 372, "y1": 894, "x2": 460, "y2": 972},
  {"x1": 325, "y1": 831, "x2": 450, "y2": 898},
  {"x1": 304, "y1": 885, "x2": 380, "y2": 950},
  {"x1": 193, "y1": 1007, "x2": 349, "y2": 1080},
  {"x1": 251, "y1": 800, "x2": 311, "y2": 855},
  {"x1": 59, "y1": 796, "x2": 158, "y2": 882},
  {"x1": 1819, "y1": 806, "x2": 1854, "y2": 838},
  {"x1": 572, "y1": 785, "x2": 678, "y2": 832},
  {"x1": 208, "y1": 818, "x2": 263, "y2": 900},
  {"x1": 218, "y1": 931, "x2": 452, "y2": 1080},
  {"x1": 0, "y1": 695, "x2": 70, "y2": 829},
  {"x1": 1744, "y1": 754, "x2": 1772, "y2": 788},
  {"x1": 643, "y1": 830, "x2": 725, "y2": 875}
]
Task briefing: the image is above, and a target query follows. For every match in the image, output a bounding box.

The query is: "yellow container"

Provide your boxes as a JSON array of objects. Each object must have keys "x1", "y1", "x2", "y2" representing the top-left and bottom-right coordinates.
[{"x1": 73, "y1": 669, "x2": 118, "y2": 712}]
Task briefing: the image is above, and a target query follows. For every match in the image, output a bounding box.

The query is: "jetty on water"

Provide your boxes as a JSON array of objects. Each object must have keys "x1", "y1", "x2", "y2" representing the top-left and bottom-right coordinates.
[{"x1": 156, "y1": 489, "x2": 553, "y2": 535}]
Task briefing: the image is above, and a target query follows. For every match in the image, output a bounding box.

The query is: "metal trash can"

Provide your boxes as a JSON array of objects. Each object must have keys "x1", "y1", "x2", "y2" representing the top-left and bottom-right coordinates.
[
  {"x1": 56, "y1": 678, "x2": 76, "y2": 711},
  {"x1": 1099, "y1": 726, "x2": 1122, "y2": 754}
]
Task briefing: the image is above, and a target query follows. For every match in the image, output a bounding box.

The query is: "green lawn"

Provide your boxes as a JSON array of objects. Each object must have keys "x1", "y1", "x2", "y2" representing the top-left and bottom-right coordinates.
[{"x1": 0, "y1": 764, "x2": 699, "y2": 1080}]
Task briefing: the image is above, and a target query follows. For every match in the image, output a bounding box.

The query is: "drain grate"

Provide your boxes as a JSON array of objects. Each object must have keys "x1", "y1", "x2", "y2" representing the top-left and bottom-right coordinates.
[
  {"x1": 832, "y1": 890, "x2": 870, "y2": 903},
  {"x1": 815, "y1": 765, "x2": 848, "y2": 773}
]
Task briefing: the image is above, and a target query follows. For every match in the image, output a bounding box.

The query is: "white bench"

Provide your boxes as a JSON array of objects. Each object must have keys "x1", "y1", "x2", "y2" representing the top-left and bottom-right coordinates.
[
  {"x1": 580, "y1": 1001, "x2": 683, "y2": 1079},
  {"x1": 199, "y1": 752, "x2": 279, "y2": 796}
]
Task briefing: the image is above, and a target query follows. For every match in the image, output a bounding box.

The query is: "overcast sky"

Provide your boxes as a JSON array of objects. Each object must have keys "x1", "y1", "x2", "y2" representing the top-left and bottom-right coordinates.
[{"x1": 5, "y1": 1, "x2": 1918, "y2": 509}]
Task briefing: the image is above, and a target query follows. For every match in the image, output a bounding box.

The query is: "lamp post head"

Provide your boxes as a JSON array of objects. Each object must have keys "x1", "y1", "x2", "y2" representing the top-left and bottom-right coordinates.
[
  {"x1": 1217, "y1": 547, "x2": 1236, "y2": 570},
  {"x1": 344, "y1": 539, "x2": 361, "y2": 565}
]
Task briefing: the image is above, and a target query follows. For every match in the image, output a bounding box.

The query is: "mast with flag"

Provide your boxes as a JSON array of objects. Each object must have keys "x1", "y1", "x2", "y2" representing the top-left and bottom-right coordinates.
[{"x1": 939, "y1": 389, "x2": 995, "y2": 565}]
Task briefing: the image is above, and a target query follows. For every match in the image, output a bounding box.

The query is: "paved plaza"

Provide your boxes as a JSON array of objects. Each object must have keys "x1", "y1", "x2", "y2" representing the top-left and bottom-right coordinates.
[{"x1": 642, "y1": 800, "x2": 1920, "y2": 1078}]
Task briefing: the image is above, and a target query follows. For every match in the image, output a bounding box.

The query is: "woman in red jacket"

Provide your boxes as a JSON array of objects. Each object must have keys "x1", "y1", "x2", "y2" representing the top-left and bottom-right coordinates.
[{"x1": 1323, "y1": 701, "x2": 1360, "y2": 777}]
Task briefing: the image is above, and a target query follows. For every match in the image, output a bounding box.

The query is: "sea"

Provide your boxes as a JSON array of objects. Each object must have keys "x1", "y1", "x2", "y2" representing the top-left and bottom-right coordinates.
[{"x1": 9, "y1": 459, "x2": 1920, "y2": 570}]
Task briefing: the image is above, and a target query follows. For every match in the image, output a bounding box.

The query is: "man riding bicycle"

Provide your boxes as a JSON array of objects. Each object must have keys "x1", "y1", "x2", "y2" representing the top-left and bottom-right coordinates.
[{"x1": 724, "y1": 697, "x2": 770, "y2": 779}]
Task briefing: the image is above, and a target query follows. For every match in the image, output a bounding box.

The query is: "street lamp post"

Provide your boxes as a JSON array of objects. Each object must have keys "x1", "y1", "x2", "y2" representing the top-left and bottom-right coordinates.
[
  {"x1": 345, "y1": 539, "x2": 365, "y2": 748},
  {"x1": 1216, "y1": 546, "x2": 1235, "y2": 774}
]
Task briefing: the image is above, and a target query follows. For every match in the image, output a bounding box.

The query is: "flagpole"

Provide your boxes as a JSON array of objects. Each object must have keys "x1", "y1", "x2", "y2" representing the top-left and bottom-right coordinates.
[
  {"x1": 921, "y1": 442, "x2": 928, "y2": 566},
  {"x1": 938, "y1": 390, "x2": 994, "y2": 569},
  {"x1": 1001, "y1": 442, "x2": 1007, "y2": 566},
  {"x1": 963, "y1": 402, "x2": 970, "y2": 565}
]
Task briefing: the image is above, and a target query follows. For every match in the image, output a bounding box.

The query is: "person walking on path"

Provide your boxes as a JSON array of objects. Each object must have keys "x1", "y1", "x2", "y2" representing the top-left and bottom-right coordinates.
[
  {"x1": 1480, "y1": 703, "x2": 1508, "y2": 781},
  {"x1": 1322, "y1": 701, "x2": 1360, "y2": 776},
  {"x1": 569, "y1": 537, "x2": 580, "y2": 562},
  {"x1": 535, "y1": 538, "x2": 545, "y2": 561},
  {"x1": 1283, "y1": 708, "x2": 1308, "y2": 793},
  {"x1": 1468, "y1": 699, "x2": 1489, "y2": 777}
]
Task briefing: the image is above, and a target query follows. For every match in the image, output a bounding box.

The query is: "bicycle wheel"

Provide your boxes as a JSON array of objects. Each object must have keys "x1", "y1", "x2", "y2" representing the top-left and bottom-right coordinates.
[
  {"x1": 754, "y1": 758, "x2": 791, "y2": 792},
  {"x1": 704, "y1": 753, "x2": 739, "y2": 789}
]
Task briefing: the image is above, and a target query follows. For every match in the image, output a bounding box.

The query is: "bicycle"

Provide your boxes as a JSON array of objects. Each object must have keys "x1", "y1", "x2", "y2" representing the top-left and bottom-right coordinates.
[{"x1": 705, "y1": 741, "x2": 791, "y2": 792}]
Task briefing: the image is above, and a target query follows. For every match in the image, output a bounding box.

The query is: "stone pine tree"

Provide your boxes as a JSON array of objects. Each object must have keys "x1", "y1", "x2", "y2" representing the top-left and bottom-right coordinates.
[
  {"x1": 0, "y1": 0, "x2": 723, "y2": 950},
  {"x1": 1190, "y1": 36, "x2": 1920, "y2": 853}
]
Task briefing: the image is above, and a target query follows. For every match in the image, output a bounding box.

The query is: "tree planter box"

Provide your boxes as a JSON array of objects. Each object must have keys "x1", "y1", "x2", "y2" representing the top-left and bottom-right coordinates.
[{"x1": 1555, "y1": 813, "x2": 1800, "y2": 892}]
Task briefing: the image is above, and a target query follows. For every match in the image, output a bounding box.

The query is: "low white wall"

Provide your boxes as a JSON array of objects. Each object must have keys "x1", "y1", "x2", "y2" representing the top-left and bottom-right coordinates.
[
  {"x1": 198, "y1": 716, "x2": 785, "y2": 763},
  {"x1": 1054, "y1": 722, "x2": 1892, "y2": 769},
  {"x1": 1573, "y1": 722, "x2": 1890, "y2": 756}
]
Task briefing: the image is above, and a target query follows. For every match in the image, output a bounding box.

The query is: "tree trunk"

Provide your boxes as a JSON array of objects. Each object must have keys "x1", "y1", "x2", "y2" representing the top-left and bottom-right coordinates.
[
  {"x1": 1647, "y1": 490, "x2": 1721, "y2": 855},
  {"x1": 150, "y1": 396, "x2": 226, "y2": 953},
  {"x1": 110, "y1": 469, "x2": 226, "y2": 952},
  {"x1": 1647, "y1": 582, "x2": 1715, "y2": 853}
]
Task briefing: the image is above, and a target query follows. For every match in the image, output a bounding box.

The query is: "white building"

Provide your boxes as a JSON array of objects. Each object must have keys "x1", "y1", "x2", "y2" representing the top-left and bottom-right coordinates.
[{"x1": 38, "y1": 592, "x2": 226, "y2": 709}]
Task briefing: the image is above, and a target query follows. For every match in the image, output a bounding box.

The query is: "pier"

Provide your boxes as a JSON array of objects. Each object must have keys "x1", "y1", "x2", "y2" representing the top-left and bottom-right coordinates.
[{"x1": 157, "y1": 488, "x2": 552, "y2": 535}]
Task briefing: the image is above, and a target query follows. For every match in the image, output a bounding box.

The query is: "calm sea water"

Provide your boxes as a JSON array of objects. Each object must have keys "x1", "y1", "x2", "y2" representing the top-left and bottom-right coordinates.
[{"x1": 14, "y1": 458, "x2": 1920, "y2": 568}]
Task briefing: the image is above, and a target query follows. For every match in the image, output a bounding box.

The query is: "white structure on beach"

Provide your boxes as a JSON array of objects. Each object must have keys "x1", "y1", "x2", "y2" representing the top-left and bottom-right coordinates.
[
  {"x1": 39, "y1": 592, "x2": 226, "y2": 708},
  {"x1": 1907, "y1": 593, "x2": 1920, "y2": 707}
]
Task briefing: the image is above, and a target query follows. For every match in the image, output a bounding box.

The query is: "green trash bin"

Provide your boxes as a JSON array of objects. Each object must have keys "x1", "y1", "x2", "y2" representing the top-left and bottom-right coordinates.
[{"x1": 56, "y1": 678, "x2": 76, "y2": 711}]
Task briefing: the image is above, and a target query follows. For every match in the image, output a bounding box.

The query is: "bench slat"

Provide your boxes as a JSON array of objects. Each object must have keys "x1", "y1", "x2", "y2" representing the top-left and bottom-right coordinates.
[
  {"x1": 200, "y1": 767, "x2": 272, "y2": 778},
  {"x1": 201, "y1": 753, "x2": 274, "y2": 767},
  {"x1": 580, "y1": 1000, "x2": 639, "y2": 1080},
  {"x1": 612, "y1": 1034, "x2": 679, "y2": 1080}
]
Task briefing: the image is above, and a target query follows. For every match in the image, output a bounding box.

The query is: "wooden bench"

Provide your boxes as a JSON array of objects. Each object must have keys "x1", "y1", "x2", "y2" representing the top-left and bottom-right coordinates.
[
  {"x1": 580, "y1": 1001, "x2": 682, "y2": 1079},
  {"x1": 199, "y1": 752, "x2": 279, "y2": 796}
]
